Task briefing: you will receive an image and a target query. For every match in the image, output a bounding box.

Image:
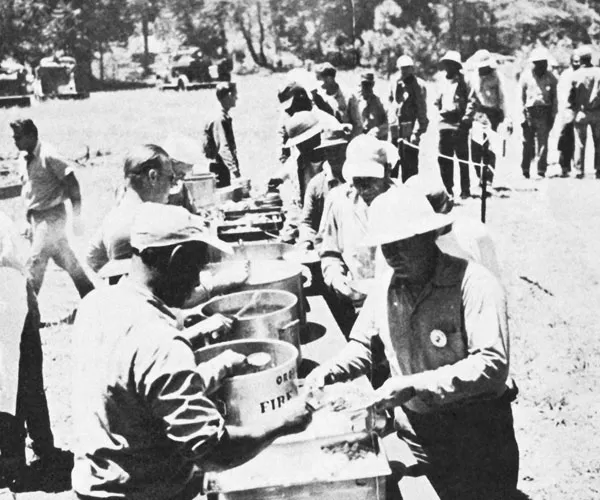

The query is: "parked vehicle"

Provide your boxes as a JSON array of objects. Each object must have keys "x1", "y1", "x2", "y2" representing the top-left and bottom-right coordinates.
[
  {"x1": 0, "y1": 60, "x2": 31, "y2": 108},
  {"x1": 158, "y1": 47, "x2": 232, "y2": 91},
  {"x1": 34, "y1": 55, "x2": 89, "y2": 100}
]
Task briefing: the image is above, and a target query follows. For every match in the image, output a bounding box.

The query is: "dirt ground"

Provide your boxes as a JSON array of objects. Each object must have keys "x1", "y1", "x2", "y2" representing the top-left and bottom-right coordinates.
[{"x1": 0, "y1": 72, "x2": 599, "y2": 499}]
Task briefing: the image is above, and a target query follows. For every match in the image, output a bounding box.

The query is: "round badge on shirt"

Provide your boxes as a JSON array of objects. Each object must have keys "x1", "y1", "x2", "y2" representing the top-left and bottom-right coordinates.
[{"x1": 430, "y1": 329, "x2": 447, "y2": 348}]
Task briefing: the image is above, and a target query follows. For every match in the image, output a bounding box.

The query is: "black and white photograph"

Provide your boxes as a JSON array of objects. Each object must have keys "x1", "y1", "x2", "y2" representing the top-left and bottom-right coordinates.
[{"x1": 0, "y1": 1, "x2": 598, "y2": 499}]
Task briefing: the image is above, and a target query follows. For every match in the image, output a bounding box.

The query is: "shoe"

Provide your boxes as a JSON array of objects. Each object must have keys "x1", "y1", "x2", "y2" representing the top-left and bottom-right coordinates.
[
  {"x1": 560, "y1": 171, "x2": 570, "y2": 178},
  {"x1": 576, "y1": 173, "x2": 584, "y2": 179},
  {"x1": 460, "y1": 192, "x2": 471, "y2": 199},
  {"x1": 537, "y1": 172, "x2": 546, "y2": 178},
  {"x1": 596, "y1": 173, "x2": 600, "y2": 179},
  {"x1": 522, "y1": 172, "x2": 530, "y2": 179}
]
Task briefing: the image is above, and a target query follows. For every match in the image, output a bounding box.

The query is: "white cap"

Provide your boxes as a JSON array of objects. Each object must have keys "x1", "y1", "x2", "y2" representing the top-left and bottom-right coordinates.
[
  {"x1": 343, "y1": 136, "x2": 390, "y2": 180},
  {"x1": 441, "y1": 50, "x2": 462, "y2": 67},
  {"x1": 397, "y1": 55, "x2": 415, "y2": 68},
  {"x1": 131, "y1": 203, "x2": 232, "y2": 254},
  {"x1": 529, "y1": 47, "x2": 549, "y2": 63}
]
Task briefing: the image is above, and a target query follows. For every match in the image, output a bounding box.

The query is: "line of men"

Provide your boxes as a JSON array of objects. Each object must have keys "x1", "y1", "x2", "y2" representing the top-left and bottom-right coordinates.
[{"x1": 278, "y1": 45, "x2": 600, "y2": 206}]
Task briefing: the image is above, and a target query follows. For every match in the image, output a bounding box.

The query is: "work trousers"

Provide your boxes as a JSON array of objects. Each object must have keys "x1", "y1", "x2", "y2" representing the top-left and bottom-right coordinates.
[
  {"x1": 398, "y1": 121, "x2": 419, "y2": 182},
  {"x1": 27, "y1": 204, "x2": 94, "y2": 298},
  {"x1": 438, "y1": 128, "x2": 470, "y2": 197},
  {"x1": 521, "y1": 106, "x2": 553, "y2": 176},
  {"x1": 0, "y1": 283, "x2": 54, "y2": 482},
  {"x1": 573, "y1": 120, "x2": 600, "y2": 176},
  {"x1": 209, "y1": 160, "x2": 232, "y2": 188},
  {"x1": 557, "y1": 121, "x2": 575, "y2": 174},
  {"x1": 471, "y1": 107, "x2": 503, "y2": 185},
  {"x1": 398, "y1": 394, "x2": 519, "y2": 500}
]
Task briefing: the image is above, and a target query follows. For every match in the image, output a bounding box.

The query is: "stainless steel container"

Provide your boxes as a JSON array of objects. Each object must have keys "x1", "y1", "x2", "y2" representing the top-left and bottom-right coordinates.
[
  {"x1": 199, "y1": 289, "x2": 301, "y2": 356},
  {"x1": 195, "y1": 339, "x2": 299, "y2": 426},
  {"x1": 184, "y1": 172, "x2": 216, "y2": 209},
  {"x1": 206, "y1": 260, "x2": 306, "y2": 324}
]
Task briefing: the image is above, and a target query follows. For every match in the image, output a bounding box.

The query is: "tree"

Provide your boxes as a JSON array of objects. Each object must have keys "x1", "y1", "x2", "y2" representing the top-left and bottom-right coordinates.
[
  {"x1": 129, "y1": 0, "x2": 162, "y2": 76},
  {"x1": 44, "y1": 0, "x2": 136, "y2": 86},
  {"x1": 0, "y1": 0, "x2": 51, "y2": 64}
]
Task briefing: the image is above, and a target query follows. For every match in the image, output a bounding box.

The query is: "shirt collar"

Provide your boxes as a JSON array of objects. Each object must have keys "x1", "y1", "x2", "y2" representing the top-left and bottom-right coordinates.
[{"x1": 25, "y1": 141, "x2": 41, "y2": 162}]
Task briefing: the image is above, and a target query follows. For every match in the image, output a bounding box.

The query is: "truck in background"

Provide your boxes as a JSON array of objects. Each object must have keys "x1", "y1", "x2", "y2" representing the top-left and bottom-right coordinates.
[
  {"x1": 33, "y1": 55, "x2": 89, "y2": 100},
  {"x1": 158, "y1": 47, "x2": 232, "y2": 91},
  {"x1": 0, "y1": 60, "x2": 32, "y2": 108}
]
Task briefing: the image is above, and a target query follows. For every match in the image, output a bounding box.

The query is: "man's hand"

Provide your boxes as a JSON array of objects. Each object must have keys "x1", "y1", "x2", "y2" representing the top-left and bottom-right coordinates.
[
  {"x1": 304, "y1": 365, "x2": 336, "y2": 393},
  {"x1": 184, "y1": 313, "x2": 234, "y2": 347},
  {"x1": 330, "y1": 273, "x2": 362, "y2": 301},
  {"x1": 278, "y1": 396, "x2": 312, "y2": 434},
  {"x1": 213, "y1": 349, "x2": 247, "y2": 377},
  {"x1": 373, "y1": 376, "x2": 416, "y2": 410},
  {"x1": 21, "y1": 222, "x2": 32, "y2": 242},
  {"x1": 409, "y1": 133, "x2": 420, "y2": 146}
]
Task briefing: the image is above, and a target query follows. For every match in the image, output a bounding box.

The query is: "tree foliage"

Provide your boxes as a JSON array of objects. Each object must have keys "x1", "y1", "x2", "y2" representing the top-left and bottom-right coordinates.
[{"x1": 1, "y1": 0, "x2": 600, "y2": 80}]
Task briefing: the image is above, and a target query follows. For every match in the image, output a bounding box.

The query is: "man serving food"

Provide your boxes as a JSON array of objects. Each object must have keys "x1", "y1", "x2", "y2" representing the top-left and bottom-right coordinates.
[{"x1": 72, "y1": 203, "x2": 311, "y2": 500}]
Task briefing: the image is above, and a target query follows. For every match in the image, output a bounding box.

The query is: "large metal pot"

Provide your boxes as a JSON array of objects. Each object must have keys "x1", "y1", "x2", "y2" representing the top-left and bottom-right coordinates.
[
  {"x1": 206, "y1": 260, "x2": 306, "y2": 324},
  {"x1": 200, "y1": 289, "x2": 301, "y2": 356},
  {"x1": 195, "y1": 339, "x2": 299, "y2": 426}
]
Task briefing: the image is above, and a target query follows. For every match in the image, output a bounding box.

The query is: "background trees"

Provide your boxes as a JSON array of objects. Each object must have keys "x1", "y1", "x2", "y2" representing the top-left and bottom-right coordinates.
[{"x1": 0, "y1": 0, "x2": 599, "y2": 85}]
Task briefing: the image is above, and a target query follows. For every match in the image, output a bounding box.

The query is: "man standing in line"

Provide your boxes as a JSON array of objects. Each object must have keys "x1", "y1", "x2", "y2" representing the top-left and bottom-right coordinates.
[
  {"x1": 555, "y1": 53, "x2": 581, "y2": 177},
  {"x1": 348, "y1": 72, "x2": 388, "y2": 140},
  {"x1": 389, "y1": 55, "x2": 429, "y2": 182},
  {"x1": 203, "y1": 82, "x2": 240, "y2": 188},
  {"x1": 314, "y1": 62, "x2": 352, "y2": 124},
  {"x1": 569, "y1": 45, "x2": 600, "y2": 179},
  {"x1": 465, "y1": 53, "x2": 511, "y2": 188},
  {"x1": 435, "y1": 51, "x2": 471, "y2": 198},
  {"x1": 309, "y1": 188, "x2": 519, "y2": 500},
  {"x1": 519, "y1": 48, "x2": 558, "y2": 179},
  {"x1": 11, "y1": 119, "x2": 94, "y2": 299}
]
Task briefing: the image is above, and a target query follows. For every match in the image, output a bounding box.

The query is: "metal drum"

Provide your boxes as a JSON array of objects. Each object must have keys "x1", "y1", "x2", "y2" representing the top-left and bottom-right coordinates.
[
  {"x1": 206, "y1": 260, "x2": 306, "y2": 324},
  {"x1": 184, "y1": 172, "x2": 216, "y2": 209},
  {"x1": 200, "y1": 289, "x2": 301, "y2": 357},
  {"x1": 194, "y1": 339, "x2": 299, "y2": 426}
]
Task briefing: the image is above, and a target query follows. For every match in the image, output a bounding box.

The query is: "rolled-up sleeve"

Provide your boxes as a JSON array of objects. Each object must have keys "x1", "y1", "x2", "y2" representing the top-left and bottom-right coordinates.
[
  {"x1": 410, "y1": 265, "x2": 509, "y2": 406},
  {"x1": 140, "y1": 339, "x2": 225, "y2": 462},
  {"x1": 86, "y1": 226, "x2": 109, "y2": 272}
]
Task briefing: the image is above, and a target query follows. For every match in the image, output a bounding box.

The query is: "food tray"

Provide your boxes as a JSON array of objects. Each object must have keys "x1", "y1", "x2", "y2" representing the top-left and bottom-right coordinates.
[
  {"x1": 217, "y1": 227, "x2": 274, "y2": 243},
  {"x1": 224, "y1": 208, "x2": 283, "y2": 220},
  {"x1": 204, "y1": 431, "x2": 390, "y2": 495}
]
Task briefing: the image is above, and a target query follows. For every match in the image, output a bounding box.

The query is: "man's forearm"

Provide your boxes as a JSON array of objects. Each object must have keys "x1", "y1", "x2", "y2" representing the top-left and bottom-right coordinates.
[{"x1": 64, "y1": 174, "x2": 82, "y2": 214}]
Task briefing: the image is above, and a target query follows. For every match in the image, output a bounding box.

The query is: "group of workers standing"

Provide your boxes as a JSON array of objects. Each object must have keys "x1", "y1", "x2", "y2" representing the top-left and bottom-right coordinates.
[{"x1": 3, "y1": 44, "x2": 600, "y2": 500}]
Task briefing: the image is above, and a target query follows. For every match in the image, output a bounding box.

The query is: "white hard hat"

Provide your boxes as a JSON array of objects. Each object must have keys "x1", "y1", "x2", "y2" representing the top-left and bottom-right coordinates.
[
  {"x1": 529, "y1": 47, "x2": 549, "y2": 63},
  {"x1": 397, "y1": 55, "x2": 415, "y2": 68},
  {"x1": 440, "y1": 50, "x2": 462, "y2": 67}
]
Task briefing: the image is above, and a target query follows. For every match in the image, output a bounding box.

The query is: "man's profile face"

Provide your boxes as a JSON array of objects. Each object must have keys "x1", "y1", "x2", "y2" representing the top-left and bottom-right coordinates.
[
  {"x1": 12, "y1": 131, "x2": 35, "y2": 152},
  {"x1": 353, "y1": 176, "x2": 387, "y2": 206},
  {"x1": 400, "y1": 66, "x2": 414, "y2": 80}
]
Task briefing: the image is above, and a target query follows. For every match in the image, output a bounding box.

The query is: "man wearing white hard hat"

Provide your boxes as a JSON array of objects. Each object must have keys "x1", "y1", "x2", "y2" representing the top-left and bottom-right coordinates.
[
  {"x1": 465, "y1": 51, "x2": 511, "y2": 187},
  {"x1": 435, "y1": 50, "x2": 471, "y2": 198},
  {"x1": 319, "y1": 135, "x2": 397, "y2": 334},
  {"x1": 555, "y1": 52, "x2": 581, "y2": 177},
  {"x1": 308, "y1": 187, "x2": 519, "y2": 500},
  {"x1": 72, "y1": 203, "x2": 311, "y2": 500},
  {"x1": 569, "y1": 45, "x2": 600, "y2": 178},
  {"x1": 519, "y1": 47, "x2": 558, "y2": 179},
  {"x1": 389, "y1": 55, "x2": 428, "y2": 181}
]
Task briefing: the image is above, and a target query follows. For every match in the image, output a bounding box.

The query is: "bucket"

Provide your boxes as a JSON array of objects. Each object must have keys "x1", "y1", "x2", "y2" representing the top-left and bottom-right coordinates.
[
  {"x1": 200, "y1": 289, "x2": 301, "y2": 357},
  {"x1": 184, "y1": 173, "x2": 216, "y2": 209},
  {"x1": 195, "y1": 339, "x2": 299, "y2": 425}
]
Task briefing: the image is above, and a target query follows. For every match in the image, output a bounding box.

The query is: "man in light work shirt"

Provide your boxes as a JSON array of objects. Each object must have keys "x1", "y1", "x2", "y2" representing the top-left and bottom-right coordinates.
[
  {"x1": 11, "y1": 119, "x2": 93, "y2": 298},
  {"x1": 315, "y1": 62, "x2": 352, "y2": 123},
  {"x1": 519, "y1": 48, "x2": 558, "y2": 179},
  {"x1": 203, "y1": 82, "x2": 240, "y2": 187},
  {"x1": 72, "y1": 203, "x2": 311, "y2": 500},
  {"x1": 568, "y1": 45, "x2": 600, "y2": 179},
  {"x1": 465, "y1": 53, "x2": 511, "y2": 187},
  {"x1": 389, "y1": 55, "x2": 429, "y2": 181},
  {"x1": 309, "y1": 188, "x2": 519, "y2": 500},
  {"x1": 348, "y1": 72, "x2": 388, "y2": 140}
]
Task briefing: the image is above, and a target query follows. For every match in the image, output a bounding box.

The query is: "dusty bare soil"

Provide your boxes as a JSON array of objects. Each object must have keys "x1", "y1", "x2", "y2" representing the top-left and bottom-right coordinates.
[{"x1": 0, "y1": 73, "x2": 599, "y2": 499}]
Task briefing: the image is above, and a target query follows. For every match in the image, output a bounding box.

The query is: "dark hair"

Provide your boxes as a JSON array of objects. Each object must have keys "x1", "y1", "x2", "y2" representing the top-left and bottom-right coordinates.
[
  {"x1": 10, "y1": 119, "x2": 38, "y2": 139},
  {"x1": 216, "y1": 82, "x2": 237, "y2": 100},
  {"x1": 123, "y1": 144, "x2": 170, "y2": 191},
  {"x1": 136, "y1": 241, "x2": 209, "y2": 272}
]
